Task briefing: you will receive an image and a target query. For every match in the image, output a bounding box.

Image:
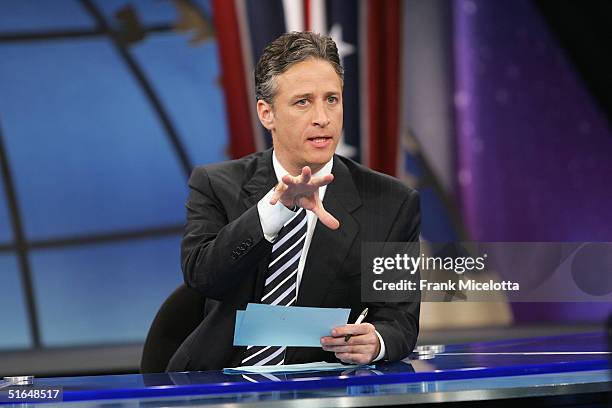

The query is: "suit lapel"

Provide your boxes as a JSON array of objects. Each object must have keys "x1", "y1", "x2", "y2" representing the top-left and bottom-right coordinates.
[
  {"x1": 242, "y1": 149, "x2": 277, "y2": 209},
  {"x1": 286, "y1": 156, "x2": 362, "y2": 363}
]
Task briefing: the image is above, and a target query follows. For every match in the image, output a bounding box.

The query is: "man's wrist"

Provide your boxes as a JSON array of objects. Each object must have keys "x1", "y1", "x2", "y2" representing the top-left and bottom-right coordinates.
[
  {"x1": 373, "y1": 330, "x2": 386, "y2": 362},
  {"x1": 258, "y1": 188, "x2": 297, "y2": 242}
]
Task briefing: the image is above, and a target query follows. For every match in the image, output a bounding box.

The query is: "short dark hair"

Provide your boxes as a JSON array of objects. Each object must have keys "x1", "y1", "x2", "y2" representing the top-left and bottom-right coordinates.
[{"x1": 255, "y1": 31, "x2": 344, "y2": 103}]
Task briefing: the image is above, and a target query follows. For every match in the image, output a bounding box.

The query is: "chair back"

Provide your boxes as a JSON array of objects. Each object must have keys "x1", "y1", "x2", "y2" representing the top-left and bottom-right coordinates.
[{"x1": 140, "y1": 284, "x2": 205, "y2": 373}]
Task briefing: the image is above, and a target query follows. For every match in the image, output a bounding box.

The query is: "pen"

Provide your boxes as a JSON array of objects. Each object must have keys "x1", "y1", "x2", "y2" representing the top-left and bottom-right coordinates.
[{"x1": 344, "y1": 308, "x2": 368, "y2": 342}]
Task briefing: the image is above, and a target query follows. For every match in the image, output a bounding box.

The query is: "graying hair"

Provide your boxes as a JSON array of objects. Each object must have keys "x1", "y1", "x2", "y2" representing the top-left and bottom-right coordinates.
[{"x1": 255, "y1": 31, "x2": 344, "y2": 103}]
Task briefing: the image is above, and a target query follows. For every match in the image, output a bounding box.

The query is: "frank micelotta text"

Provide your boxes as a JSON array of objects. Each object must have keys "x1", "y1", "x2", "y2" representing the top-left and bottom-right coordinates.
[{"x1": 372, "y1": 279, "x2": 520, "y2": 291}]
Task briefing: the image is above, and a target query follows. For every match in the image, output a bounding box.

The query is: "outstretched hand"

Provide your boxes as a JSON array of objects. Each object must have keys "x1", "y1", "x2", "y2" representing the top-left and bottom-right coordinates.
[{"x1": 270, "y1": 166, "x2": 340, "y2": 230}]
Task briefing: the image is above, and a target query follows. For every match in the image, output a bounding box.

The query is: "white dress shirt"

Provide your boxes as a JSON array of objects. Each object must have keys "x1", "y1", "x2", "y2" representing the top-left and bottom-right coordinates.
[{"x1": 256, "y1": 150, "x2": 386, "y2": 362}]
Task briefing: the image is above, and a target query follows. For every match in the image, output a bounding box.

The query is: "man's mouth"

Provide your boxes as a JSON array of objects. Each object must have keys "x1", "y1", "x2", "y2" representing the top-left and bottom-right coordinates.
[
  {"x1": 307, "y1": 136, "x2": 332, "y2": 142},
  {"x1": 307, "y1": 136, "x2": 333, "y2": 147}
]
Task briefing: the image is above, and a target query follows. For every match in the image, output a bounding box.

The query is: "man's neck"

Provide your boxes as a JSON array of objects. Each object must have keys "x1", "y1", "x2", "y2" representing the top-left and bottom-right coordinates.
[
  {"x1": 272, "y1": 150, "x2": 331, "y2": 178},
  {"x1": 274, "y1": 155, "x2": 322, "y2": 176}
]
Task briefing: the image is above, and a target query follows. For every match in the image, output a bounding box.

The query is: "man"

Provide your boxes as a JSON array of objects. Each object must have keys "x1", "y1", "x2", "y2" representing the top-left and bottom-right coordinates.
[{"x1": 167, "y1": 31, "x2": 420, "y2": 372}]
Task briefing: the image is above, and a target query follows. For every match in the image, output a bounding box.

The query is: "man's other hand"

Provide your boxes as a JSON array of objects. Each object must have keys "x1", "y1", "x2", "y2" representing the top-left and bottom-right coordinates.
[
  {"x1": 270, "y1": 166, "x2": 340, "y2": 230},
  {"x1": 320, "y1": 323, "x2": 380, "y2": 364}
]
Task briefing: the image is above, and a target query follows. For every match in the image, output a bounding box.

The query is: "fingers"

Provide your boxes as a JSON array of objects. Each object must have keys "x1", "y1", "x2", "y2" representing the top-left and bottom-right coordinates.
[
  {"x1": 324, "y1": 344, "x2": 373, "y2": 354},
  {"x1": 282, "y1": 174, "x2": 297, "y2": 186},
  {"x1": 321, "y1": 335, "x2": 373, "y2": 348},
  {"x1": 321, "y1": 324, "x2": 379, "y2": 365},
  {"x1": 270, "y1": 171, "x2": 338, "y2": 229},
  {"x1": 321, "y1": 336, "x2": 378, "y2": 360},
  {"x1": 312, "y1": 205, "x2": 340, "y2": 230},
  {"x1": 269, "y1": 182, "x2": 286, "y2": 205},
  {"x1": 331, "y1": 323, "x2": 373, "y2": 339},
  {"x1": 335, "y1": 352, "x2": 373, "y2": 365},
  {"x1": 281, "y1": 167, "x2": 312, "y2": 186},
  {"x1": 311, "y1": 173, "x2": 334, "y2": 187},
  {"x1": 333, "y1": 324, "x2": 371, "y2": 337},
  {"x1": 301, "y1": 166, "x2": 312, "y2": 184},
  {"x1": 281, "y1": 169, "x2": 331, "y2": 187},
  {"x1": 320, "y1": 324, "x2": 375, "y2": 349},
  {"x1": 278, "y1": 171, "x2": 333, "y2": 192},
  {"x1": 321, "y1": 333, "x2": 378, "y2": 365}
]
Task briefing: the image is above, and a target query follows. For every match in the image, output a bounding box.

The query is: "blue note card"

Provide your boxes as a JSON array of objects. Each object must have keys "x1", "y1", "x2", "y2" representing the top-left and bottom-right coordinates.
[{"x1": 234, "y1": 304, "x2": 351, "y2": 347}]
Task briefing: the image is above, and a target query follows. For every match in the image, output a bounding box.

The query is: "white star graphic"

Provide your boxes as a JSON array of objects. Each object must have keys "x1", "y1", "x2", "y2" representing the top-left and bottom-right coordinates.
[
  {"x1": 328, "y1": 24, "x2": 357, "y2": 159},
  {"x1": 328, "y1": 24, "x2": 355, "y2": 62}
]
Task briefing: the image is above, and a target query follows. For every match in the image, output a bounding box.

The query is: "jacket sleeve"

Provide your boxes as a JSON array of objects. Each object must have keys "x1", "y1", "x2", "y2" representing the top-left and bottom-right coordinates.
[
  {"x1": 369, "y1": 189, "x2": 421, "y2": 362},
  {"x1": 181, "y1": 167, "x2": 272, "y2": 300}
]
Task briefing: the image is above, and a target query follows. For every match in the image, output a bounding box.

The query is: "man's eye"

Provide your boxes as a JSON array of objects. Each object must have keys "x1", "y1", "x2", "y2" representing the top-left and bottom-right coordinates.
[
  {"x1": 295, "y1": 99, "x2": 308, "y2": 106},
  {"x1": 327, "y1": 96, "x2": 338, "y2": 103}
]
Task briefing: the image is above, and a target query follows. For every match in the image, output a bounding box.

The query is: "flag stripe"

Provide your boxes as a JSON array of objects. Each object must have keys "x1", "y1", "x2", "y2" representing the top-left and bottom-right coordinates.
[
  {"x1": 366, "y1": 0, "x2": 401, "y2": 175},
  {"x1": 211, "y1": 0, "x2": 257, "y2": 158}
]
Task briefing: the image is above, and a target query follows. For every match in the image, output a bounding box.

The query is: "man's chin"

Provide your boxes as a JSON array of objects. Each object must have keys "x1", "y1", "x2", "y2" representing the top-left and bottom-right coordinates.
[{"x1": 304, "y1": 152, "x2": 334, "y2": 169}]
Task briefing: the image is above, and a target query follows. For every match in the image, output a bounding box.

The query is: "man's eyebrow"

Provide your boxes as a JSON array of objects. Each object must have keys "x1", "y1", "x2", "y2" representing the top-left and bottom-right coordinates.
[
  {"x1": 290, "y1": 93, "x2": 313, "y2": 99},
  {"x1": 290, "y1": 91, "x2": 341, "y2": 100}
]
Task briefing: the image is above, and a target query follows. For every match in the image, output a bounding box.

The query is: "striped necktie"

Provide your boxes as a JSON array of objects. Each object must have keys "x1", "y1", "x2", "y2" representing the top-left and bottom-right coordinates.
[{"x1": 241, "y1": 208, "x2": 308, "y2": 366}]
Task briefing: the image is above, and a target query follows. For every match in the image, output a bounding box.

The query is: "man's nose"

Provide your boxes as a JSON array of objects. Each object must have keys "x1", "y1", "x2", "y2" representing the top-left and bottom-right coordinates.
[{"x1": 312, "y1": 101, "x2": 330, "y2": 127}]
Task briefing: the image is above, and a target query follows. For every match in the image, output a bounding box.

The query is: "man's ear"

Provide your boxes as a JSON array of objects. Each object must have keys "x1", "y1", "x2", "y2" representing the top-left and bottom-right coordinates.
[{"x1": 257, "y1": 99, "x2": 275, "y2": 131}]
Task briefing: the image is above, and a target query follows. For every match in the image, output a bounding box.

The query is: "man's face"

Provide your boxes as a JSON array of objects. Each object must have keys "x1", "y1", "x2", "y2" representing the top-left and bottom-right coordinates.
[{"x1": 257, "y1": 58, "x2": 343, "y2": 174}]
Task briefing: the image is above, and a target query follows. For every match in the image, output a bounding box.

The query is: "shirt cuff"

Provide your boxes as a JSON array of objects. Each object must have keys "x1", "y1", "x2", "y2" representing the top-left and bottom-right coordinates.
[
  {"x1": 373, "y1": 330, "x2": 386, "y2": 362},
  {"x1": 257, "y1": 188, "x2": 297, "y2": 242}
]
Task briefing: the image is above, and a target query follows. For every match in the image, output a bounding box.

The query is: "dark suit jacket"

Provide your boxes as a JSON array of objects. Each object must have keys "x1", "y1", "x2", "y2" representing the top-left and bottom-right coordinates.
[{"x1": 167, "y1": 149, "x2": 421, "y2": 371}]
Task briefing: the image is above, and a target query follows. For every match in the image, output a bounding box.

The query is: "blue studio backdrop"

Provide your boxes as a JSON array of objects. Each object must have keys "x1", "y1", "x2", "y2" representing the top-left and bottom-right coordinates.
[{"x1": 0, "y1": 0, "x2": 226, "y2": 350}]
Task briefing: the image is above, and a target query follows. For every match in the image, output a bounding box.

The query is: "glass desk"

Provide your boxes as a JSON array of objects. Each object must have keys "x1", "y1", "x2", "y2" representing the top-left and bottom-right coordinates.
[{"x1": 4, "y1": 332, "x2": 611, "y2": 407}]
